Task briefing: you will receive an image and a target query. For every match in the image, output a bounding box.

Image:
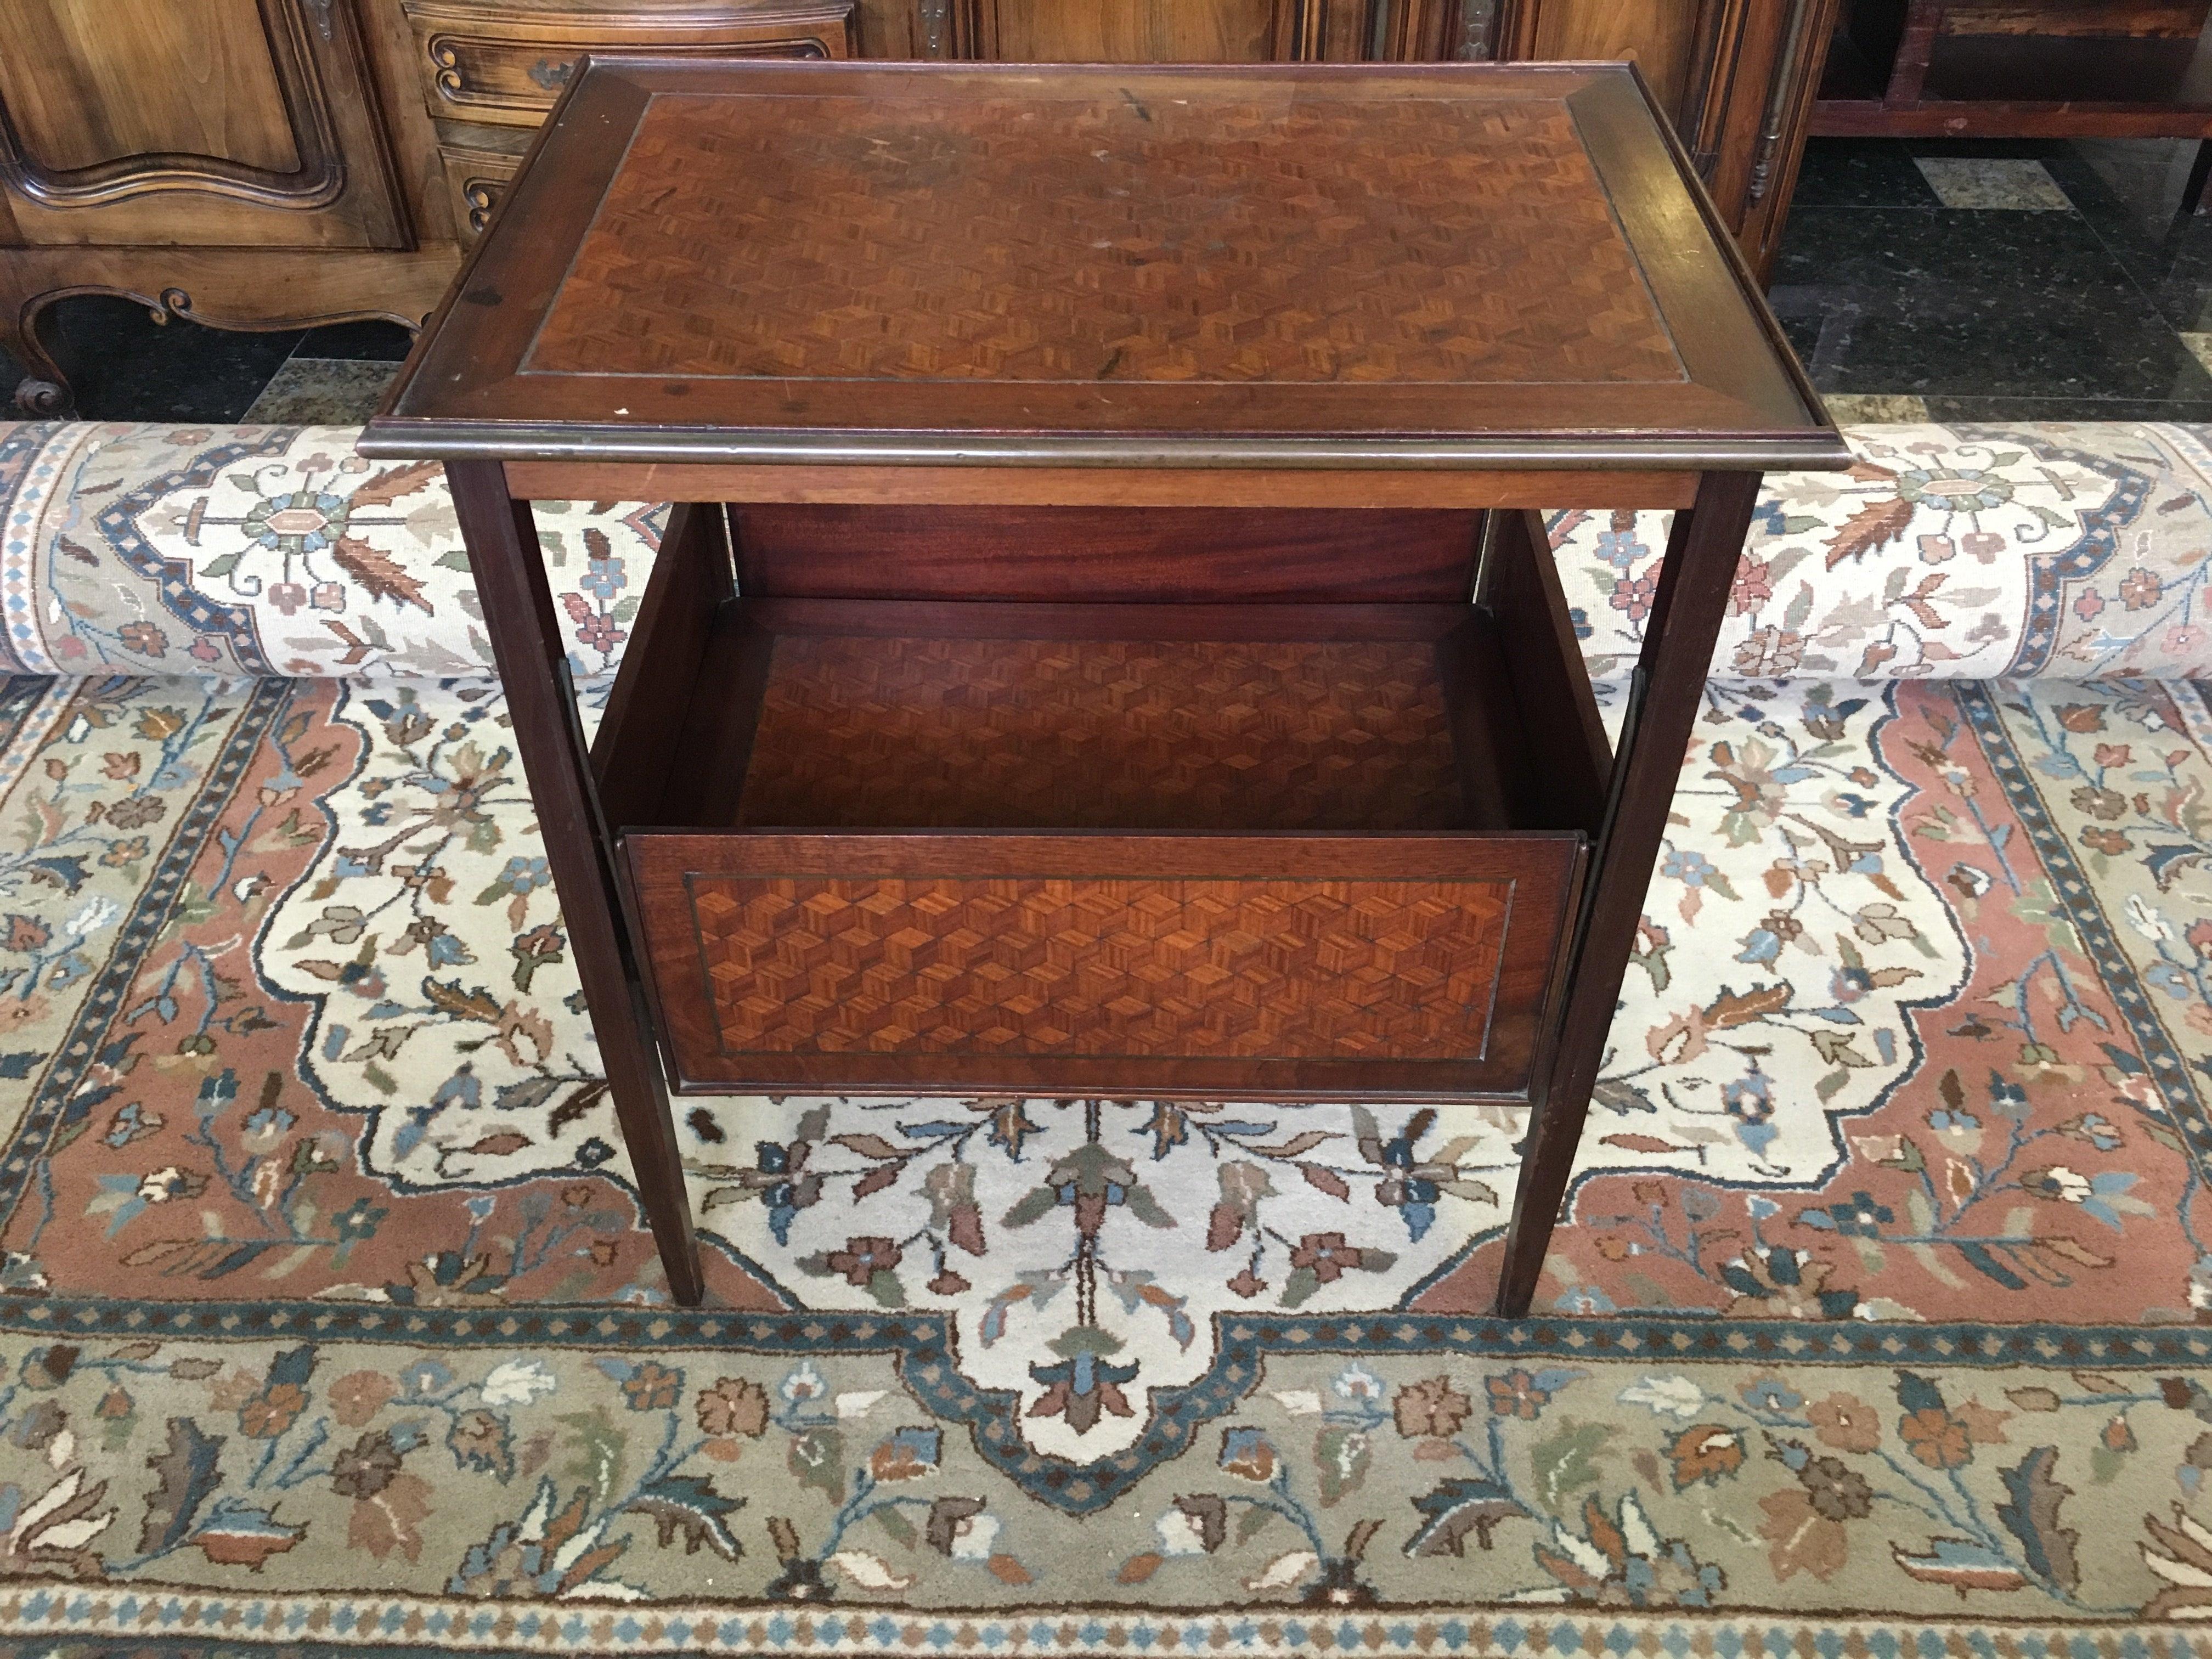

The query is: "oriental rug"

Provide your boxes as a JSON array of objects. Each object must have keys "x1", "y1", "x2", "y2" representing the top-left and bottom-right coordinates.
[{"x1": 0, "y1": 420, "x2": 2204, "y2": 1652}]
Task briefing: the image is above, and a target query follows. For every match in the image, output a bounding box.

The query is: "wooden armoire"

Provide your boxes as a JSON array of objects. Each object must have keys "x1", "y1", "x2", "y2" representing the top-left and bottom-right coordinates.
[{"x1": 1, "y1": 0, "x2": 1836, "y2": 414}]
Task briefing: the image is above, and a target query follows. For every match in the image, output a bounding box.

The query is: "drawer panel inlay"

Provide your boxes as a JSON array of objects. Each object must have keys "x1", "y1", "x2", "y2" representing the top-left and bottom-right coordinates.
[
  {"x1": 691, "y1": 872, "x2": 1511, "y2": 1060},
  {"x1": 625, "y1": 832, "x2": 1581, "y2": 1098}
]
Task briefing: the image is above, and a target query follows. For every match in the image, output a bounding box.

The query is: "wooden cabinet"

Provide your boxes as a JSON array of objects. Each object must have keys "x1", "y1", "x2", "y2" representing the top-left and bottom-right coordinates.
[
  {"x1": 1496, "y1": 0, "x2": 1839, "y2": 275},
  {"x1": 4, "y1": 0, "x2": 1827, "y2": 414},
  {"x1": 1, "y1": 0, "x2": 856, "y2": 413},
  {"x1": 1815, "y1": 0, "x2": 2212, "y2": 210},
  {"x1": 0, "y1": 0, "x2": 405, "y2": 247}
]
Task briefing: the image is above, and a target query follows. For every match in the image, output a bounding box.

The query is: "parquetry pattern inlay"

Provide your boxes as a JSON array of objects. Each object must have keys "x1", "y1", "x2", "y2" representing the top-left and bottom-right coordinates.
[
  {"x1": 527, "y1": 93, "x2": 1685, "y2": 386},
  {"x1": 688, "y1": 874, "x2": 1513, "y2": 1058},
  {"x1": 734, "y1": 634, "x2": 1465, "y2": 831}
]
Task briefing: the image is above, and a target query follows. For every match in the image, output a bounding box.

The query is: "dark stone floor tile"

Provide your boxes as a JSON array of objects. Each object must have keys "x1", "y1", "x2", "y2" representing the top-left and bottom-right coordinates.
[
  {"x1": 291, "y1": 320, "x2": 417, "y2": 362},
  {"x1": 244, "y1": 358, "x2": 400, "y2": 424},
  {"x1": 34, "y1": 297, "x2": 300, "y2": 422},
  {"x1": 1767, "y1": 205, "x2": 2212, "y2": 400},
  {"x1": 2037, "y1": 144, "x2": 2212, "y2": 332},
  {"x1": 2055, "y1": 137, "x2": 2204, "y2": 228},
  {"x1": 1920, "y1": 393, "x2": 2212, "y2": 421},
  {"x1": 1778, "y1": 309, "x2": 1822, "y2": 364},
  {"x1": 1791, "y1": 139, "x2": 1943, "y2": 207}
]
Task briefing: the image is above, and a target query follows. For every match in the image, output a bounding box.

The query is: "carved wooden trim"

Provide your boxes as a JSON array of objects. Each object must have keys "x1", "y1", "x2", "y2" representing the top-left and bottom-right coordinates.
[
  {"x1": 1273, "y1": 0, "x2": 1329, "y2": 61},
  {"x1": 2, "y1": 245, "x2": 462, "y2": 414},
  {"x1": 425, "y1": 29, "x2": 835, "y2": 107},
  {"x1": 461, "y1": 176, "x2": 503, "y2": 234},
  {"x1": 1379, "y1": 0, "x2": 1443, "y2": 61},
  {"x1": 414, "y1": 7, "x2": 849, "y2": 125},
  {"x1": 14, "y1": 278, "x2": 437, "y2": 342},
  {"x1": 437, "y1": 128, "x2": 527, "y2": 240},
  {"x1": 1677, "y1": 0, "x2": 1751, "y2": 178},
  {"x1": 0, "y1": 0, "x2": 351, "y2": 212}
]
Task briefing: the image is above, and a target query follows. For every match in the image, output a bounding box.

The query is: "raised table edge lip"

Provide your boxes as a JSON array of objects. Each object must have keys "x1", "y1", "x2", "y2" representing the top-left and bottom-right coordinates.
[{"x1": 357, "y1": 424, "x2": 1854, "y2": 472}]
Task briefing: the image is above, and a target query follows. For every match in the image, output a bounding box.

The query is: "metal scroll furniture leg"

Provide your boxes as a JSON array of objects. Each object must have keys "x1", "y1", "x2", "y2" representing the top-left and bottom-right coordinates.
[
  {"x1": 444, "y1": 460, "x2": 707, "y2": 1307},
  {"x1": 1492, "y1": 470, "x2": 1763, "y2": 1318}
]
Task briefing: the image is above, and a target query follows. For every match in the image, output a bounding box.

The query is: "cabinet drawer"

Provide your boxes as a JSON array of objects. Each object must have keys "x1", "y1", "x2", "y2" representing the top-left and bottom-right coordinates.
[
  {"x1": 403, "y1": 2, "x2": 853, "y2": 128},
  {"x1": 624, "y1": 831, "x2": 1581, "y2": 1099},
  {"x1": 437, "y1": 128, "x2": 529, "y2": 241}
]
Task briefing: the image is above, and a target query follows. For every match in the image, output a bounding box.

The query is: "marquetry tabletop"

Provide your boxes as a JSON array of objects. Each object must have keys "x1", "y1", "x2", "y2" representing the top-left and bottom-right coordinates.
[{"x1": 366, "y1": 58, "x2": 1842, "y2": 474}]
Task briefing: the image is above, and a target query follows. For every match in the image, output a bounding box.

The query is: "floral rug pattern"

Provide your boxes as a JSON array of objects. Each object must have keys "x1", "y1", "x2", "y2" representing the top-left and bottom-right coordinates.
[
  {"x1": 0, "y1": 420, "x2": 2207, "y2": 1650},
  {"x1": 0, "y1": 1326, "x2": 2207, "y2": 1623}
]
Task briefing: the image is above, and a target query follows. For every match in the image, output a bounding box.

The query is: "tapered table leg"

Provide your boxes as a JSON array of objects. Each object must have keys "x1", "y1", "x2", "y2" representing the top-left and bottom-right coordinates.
[
  {"x1": 1493, "y1": 470, "x2": 1762, "y2": 1317},
  {"x1": 445, "y1": 460, "x2": 706, "y2": 1307}
]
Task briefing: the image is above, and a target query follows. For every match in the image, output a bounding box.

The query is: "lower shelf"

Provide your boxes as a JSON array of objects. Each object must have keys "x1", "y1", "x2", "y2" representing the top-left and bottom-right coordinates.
[
  {"x1": 624, "y1": 595, "x2": 1585, "y2": 835},
  {"x1": 595, "y1": 561, "x2": 1607, "y2": 1099},
  {"x1": 624, "y1": 831, "x2": 1582, "y2": 1099}
]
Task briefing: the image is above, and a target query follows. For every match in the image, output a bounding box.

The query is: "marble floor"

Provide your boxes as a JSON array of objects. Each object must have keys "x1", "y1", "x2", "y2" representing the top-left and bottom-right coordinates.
[
  {"x1": 14, "y1": 134, "x2": 2212, "y2": 426},
  {"x1": 1778, "y1": 135, "x2": 2212, "y2": 423},
  {"x1": 2, "y1": 299, "x2": 415, "y2": 425}
]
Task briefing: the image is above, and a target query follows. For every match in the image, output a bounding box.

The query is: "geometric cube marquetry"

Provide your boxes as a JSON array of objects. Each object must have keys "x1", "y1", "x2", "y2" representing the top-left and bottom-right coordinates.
[
  {"x1": 529, "y1": 91, "x2": 1683, "y2": 390},
  {"x1": 627, "y1": 833, "x2": 1581, "y2": 1098},
  {"x1": 736, "y1": 634, "x2": 1465, "y2": 831},
  {"x1": 690, "y1": 873, "x2": 1511, "y2": 1059},
  {"x1": 371, "y1": 61, "x2": 1844, "y2": 466}
]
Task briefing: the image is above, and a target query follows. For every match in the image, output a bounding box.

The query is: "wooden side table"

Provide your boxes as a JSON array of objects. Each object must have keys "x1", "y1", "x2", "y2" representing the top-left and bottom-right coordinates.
[{"x1": 363, "y1": 57, "x2": 1848, "y2": 1317}]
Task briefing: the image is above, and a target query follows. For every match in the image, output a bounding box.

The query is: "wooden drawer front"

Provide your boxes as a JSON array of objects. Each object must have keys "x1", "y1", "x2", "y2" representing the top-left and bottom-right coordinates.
[
  {"x1": 438, "y1": 131, "x2": 528, "y2": 241},
  {"x1": 626, "y1": 833, "x2": 1581, "y2": 1099},
  {"x1": 405, "y1": 3, "x2": 854, "y2": 127}
]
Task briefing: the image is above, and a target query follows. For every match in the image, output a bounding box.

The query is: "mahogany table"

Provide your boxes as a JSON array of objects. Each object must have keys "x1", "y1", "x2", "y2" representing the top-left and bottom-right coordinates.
[{"x1": 362, "y1": 56, "x2": 1848, "y2": 1317}]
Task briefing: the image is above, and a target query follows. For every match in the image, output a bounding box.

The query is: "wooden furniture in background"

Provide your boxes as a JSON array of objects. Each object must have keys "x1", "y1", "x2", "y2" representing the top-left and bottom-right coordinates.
[
  {"x1": 0, "y1": 0, "x2": 855, "y2": 413},
  {"x1": 1815, "y1": 0, "x2": 2212, "y2": 210},
  {"x1": 362, "y1": 57, "x2": 1847, "y2": 1315},
  {"x1": 4, "y1": 0, "x2": 1835, "y2": 413},
  {"x1": 1490, "y1": 1, "x2": 1842, "y2": 306}
]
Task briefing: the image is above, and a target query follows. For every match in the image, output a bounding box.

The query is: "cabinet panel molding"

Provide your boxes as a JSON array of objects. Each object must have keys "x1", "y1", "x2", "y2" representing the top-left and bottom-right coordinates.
[
  {"x1": 0, "y1": 0, "x2": 403, "y2": 246},
  {"x1": 0, "y1": 0, "x2": 301, "y2": 174}
]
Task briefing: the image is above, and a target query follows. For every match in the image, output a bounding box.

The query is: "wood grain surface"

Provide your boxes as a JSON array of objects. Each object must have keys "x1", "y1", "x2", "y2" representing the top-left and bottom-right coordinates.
[
  {"x1": 624, "y1": 831, "x2": 1580, "y2": 1097},
  {"x1": 363, "y1": 59, "x2": 1847, "y2": 472},
  {"x1": 733, "y1": 633, "x2": 1465, "y2": 831},
  {"x1": 524, "y1": 87, "x2": 1682, "y2": 388}
]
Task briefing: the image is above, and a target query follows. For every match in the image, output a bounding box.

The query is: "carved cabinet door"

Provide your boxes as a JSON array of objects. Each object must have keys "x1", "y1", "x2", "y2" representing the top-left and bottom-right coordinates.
[{"x1": 0, "y1": 0, "x2": 406, "y2": 248}]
